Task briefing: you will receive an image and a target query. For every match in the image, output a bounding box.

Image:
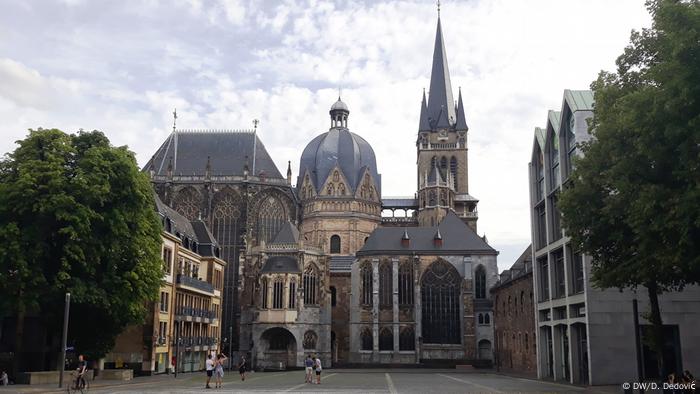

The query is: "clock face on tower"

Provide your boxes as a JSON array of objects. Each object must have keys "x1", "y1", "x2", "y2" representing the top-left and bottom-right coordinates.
[{"x1": 438, "y1": 128, "x2": 448, "y2": 138}]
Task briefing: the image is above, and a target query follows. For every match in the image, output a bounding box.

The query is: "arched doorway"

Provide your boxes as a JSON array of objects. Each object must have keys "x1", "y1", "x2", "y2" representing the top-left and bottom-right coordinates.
[
  {"x1": 478, "y1": 339, "x2": 492, "y2": 360},
  {"x1": 260, "y1": 327, "x2": 297, "y2": 370}
]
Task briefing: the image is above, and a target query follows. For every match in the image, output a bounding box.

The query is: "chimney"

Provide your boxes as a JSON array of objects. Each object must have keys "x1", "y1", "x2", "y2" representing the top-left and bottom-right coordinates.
[
  {"x1": 434, "y1": 228, "x2": 443, "y2": 247},
  {"x1": 401, "y1": 228, "x2": 410, "y2": 248}
]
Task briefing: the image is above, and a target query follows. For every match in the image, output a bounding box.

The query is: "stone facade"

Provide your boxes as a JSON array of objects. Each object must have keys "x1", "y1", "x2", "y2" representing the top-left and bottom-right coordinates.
[
  {"x1": 106, "y1": 195, "x2": 226, "y2": 375},
  {"x1": 529, "y1": 90, "x2": 700, "y2": 385},
  {"x1": 491, "y1": 246, "x2": 536, "y2": 376}
]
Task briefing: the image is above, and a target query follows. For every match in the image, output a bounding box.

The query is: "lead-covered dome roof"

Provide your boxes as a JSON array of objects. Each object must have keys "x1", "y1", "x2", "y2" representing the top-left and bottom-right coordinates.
[{"x1": 298, "y1": 128, "x2": 381, "y2": 195}]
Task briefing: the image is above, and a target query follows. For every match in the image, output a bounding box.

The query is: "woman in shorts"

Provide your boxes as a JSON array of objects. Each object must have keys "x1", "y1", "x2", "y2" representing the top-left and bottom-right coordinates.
[{"x1": 215, "y1": 353, "x2": 227, "y2": 388}]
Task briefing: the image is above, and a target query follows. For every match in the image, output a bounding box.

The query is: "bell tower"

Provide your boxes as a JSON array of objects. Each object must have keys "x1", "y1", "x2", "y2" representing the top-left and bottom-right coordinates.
[{"x1": 416, "y1": 15, "x2": 478, "y2": 231}]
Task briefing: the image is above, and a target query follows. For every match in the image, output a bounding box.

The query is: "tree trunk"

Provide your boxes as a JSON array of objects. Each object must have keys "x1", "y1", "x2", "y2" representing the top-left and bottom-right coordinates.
[
  {"x1": 12, "y1": 291, "x2": 25, "y2": 381},
  {"x1": 646, "y1": 282, "x2": 665, "y2": 379}
]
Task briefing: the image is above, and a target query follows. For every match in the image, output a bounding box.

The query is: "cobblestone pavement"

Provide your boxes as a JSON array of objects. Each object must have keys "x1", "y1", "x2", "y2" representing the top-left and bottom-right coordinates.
[{"x1": 0, "y1": 369, "x2": 622, "y2": 393}]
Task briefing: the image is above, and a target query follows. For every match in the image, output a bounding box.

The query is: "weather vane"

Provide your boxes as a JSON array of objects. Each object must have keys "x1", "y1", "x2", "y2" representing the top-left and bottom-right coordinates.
[
  {"x1": 172, "y1": 108, "x2": 177, "y2": 132},
  {"x1": 437, "y1": 0, "x2": 441, "y2": 17},
  {"x1": 253, "y1": 119, "x2": 259, "y2": 131}
]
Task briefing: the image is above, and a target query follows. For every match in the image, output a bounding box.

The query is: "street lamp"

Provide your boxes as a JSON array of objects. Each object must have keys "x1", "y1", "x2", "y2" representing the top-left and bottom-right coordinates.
[{"x1": 58, "y1": 293, "x2": 71, "y2": 389}]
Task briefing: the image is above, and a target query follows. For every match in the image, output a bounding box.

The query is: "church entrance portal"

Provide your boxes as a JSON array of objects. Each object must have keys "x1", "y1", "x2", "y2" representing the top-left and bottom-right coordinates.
[{"x1": 260, "y1": 327, "x2": 297, "y2": 370}]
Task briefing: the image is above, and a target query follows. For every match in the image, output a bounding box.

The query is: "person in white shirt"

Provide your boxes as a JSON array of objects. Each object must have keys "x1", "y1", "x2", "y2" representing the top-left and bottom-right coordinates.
[
  {"x1": 205, "y1": 354, "x2": 214, "y2": 389},
  {"x1": 314, "y1": 356, "x2": 322, "y2": 384}
]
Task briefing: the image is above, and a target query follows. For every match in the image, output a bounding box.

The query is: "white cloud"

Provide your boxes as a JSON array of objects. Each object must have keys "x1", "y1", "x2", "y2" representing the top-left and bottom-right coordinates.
[{"x1": 0, "y1": 0, "x2": 652, "y2": 270}]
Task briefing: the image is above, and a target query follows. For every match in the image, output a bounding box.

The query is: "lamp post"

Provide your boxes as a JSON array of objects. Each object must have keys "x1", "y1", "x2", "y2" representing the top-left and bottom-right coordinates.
[
  {"x1": 633, "y1": 297, "x2": 644, "y2": 393},
  {"x1": 58, "y1": 293, "x2": 71, "y2": 389}
]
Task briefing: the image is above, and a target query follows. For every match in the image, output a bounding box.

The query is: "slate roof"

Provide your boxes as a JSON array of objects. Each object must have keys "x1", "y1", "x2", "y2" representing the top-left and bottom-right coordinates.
[
  {"x1": 154, "y1": 193, "x2": 197, "y2": 240},
  {"x1": 154, "y1": 193, "x2": 220, "y2": 257},
  {"x1": 357, "y1": 211, "x2": 496, "y2": 255},
  {"x1": 261, "y1": 256, "x2": 301, "y2": 273},
  {"x1": 270, "y1": 221, "x2": 299, "y2": 245},
  {"x1": 427, "y1": 162, "x2": 444, "y2": 183},
  {"x1": 491, "y1": 245, "x2": 532, "y2": 291},
  {"x1": 427, "y1": 17, "x2": 456, "y2": 128},
  {"x1": 191, "y1": 220, "x2": 220, "y2": 257},
  {"x1": 145, "y1": 130, "x2": 283, "y2": 179},
  {"x1": 297, "y1": 128, "x2": 381, "y2": 195},
  {"x1": 330, "y1": 256, "x2": 355, "y2": 273}
]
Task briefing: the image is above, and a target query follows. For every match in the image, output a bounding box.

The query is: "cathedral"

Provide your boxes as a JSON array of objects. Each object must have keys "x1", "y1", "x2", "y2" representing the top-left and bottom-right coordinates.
[{"x1": 145, "y1": 15, "x2": 499, "y2": 369}]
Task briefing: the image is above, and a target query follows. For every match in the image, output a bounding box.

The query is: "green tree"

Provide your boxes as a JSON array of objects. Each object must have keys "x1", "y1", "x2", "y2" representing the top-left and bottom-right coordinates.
[
  {"x1": 559, "y1": 0, "x2": 700, "y2": 378},
  {"x1": 0, "y1": 129, "x2": 163, "y2": 374}
]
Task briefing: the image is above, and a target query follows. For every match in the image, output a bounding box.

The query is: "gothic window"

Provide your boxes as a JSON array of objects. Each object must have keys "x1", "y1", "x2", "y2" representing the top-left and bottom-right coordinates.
[
  {"x1": 172, "y1": 187, "x2": 200, "y2": 220},
  {"x1": 330, "y1": 235, "x2": 341, "y2": 254},
  {"x1": 379, "y1": 262, "x2": 392, "y2": 308},
  {"x1": 428, "y1": 190, "x2": 436, "y2": 206},
  {"x1": 212, "y1": 189, "x2": 241, "y2": 306},
  {"x1": 303, "y1": 265, "x2": 318, "y2": 305},
  {"x1": 360, "y1": 327, "x2": 373, "y2": 351},
  {"x1": 440, "y1": 156, "x2": 447, "y2": 180},
  {"x1": 260, "y1": 277, "x2": 269, "y2": 309},
  {"x1": 478, "y1": 313, "x2": 484, "y2": 324},
  {"x1": 474, "y1": 265, "x2": 486, "y2": 299},
  {"x1": 257, "y1": 195, "x2": 286, "y2": 244},
  {"x1": 440, "y1": 190, "x2": 447, "y2": 206},
  {"x1": 338, "y1": 183, "x2": 345, "y2": 195},
  {"x1": 430, "y1": 156, "x2": 437, "y2": 169},
  {"x1": 421, "y1": 260, "x2": 461, "y2": 344},
  {"x1": 450, "y1": 156, "x2": 458, "y2": 189},
  {"x1": 303, "y1": 330, "x2": 317, "y2": 350},
  {"x1": 288, "y1": 279, "x2": 296, "y2": 308},
  {"x1": 327, "y1": 184, "x2": 334, "y2": 195},
  {"x1": 333, "y1": 171, "x2": 339, "y2": 182},
  {"x1": 330, "y1": 286, "x2": 337, "y2": 307},
  {"x1": 360, "y1": 262, "x2": 373, "y2": 306},
  {"x1": 399, "y1": 327, "x2": 415, "y2": 351},
  {"x1": 273, "y1": 278, "x2": 284, "y2": 309},
  {"x1": 398, "y1": 262, "x2": 414, "y2": 306},
  {"x1": 379, "y1": 327, "x2": 393, "y2": 351}
]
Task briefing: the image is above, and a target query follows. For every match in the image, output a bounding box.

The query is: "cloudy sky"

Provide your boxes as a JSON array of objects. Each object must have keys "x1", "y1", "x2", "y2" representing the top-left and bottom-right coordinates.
[{"x1": 0, "y1": 0, "x2": 651, "y2": 269}]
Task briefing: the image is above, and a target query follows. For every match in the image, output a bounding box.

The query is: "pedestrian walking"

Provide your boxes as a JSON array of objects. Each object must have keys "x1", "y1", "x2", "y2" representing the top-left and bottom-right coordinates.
[
  {"x1": 314, "y1": 355, "x2": 322, "y2": 385},
  {"x1": 237, "y1": 355, "x2": 247, "y2": 381},
  {"x1": 215, "y1": 353, "x2": 227, "y2": 389},
  {"x1": 205, "y1": 354, "x2": 214, "y2": 389},
  {"x1": 304, "y1": 354, "x2": 314, "y2": 383}
]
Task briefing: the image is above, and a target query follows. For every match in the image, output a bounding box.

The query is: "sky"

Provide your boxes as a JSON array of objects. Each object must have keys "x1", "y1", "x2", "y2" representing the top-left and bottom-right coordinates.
[{"x1": 0, "y1": 0, "x2": 652, "y2": 270}]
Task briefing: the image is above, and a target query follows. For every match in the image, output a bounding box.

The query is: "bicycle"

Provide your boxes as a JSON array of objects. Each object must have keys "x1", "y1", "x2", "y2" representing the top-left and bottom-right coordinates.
[{"x1": 67, "y1": 370, "x2": 90, "y2": 394}]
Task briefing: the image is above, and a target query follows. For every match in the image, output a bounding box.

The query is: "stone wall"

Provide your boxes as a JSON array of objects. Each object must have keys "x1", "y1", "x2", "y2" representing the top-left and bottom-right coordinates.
[
  {"x1": 330, "y1": 273, "x2": 351, "y2": 364},
  {"x1": 492, "y1": 272, "x2": 536, "y2": 376}
]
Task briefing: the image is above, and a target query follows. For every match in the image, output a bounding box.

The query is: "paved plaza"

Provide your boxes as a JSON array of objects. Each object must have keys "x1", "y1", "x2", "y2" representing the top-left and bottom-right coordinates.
[{"x1": 0, "y1": 369, "x2": 622, "y2": 393}]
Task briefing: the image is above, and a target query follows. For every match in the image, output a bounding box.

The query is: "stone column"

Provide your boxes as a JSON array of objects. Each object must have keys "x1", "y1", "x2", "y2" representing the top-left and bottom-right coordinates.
[
  {"x1": 413, "y1": 256, "x2": 421, "y2": 363},
  {"x1": 372, "y1": 258, "x2": 379, "y2": 359},
  {"x1": 392, "y1": 257, "x2": 399, "y2": 355}
]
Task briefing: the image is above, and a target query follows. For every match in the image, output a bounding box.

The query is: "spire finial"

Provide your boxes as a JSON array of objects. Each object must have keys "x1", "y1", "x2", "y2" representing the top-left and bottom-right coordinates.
[
  {"x1": 172, "y1": 108, "x2": 177, "y2": 132},
  {"x1": 253, "y1": 119, "x2": 259, "y2": 131},
  {"x1": 437, "y1": 0, "x2": 441, "y2": 17}
]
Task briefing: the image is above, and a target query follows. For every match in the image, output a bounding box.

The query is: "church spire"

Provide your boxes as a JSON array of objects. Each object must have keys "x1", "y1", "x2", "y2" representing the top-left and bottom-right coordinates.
[
  {"x1": 455, "y1": 87, "x2": 468, "y2": 131},
  {"x1": 419, "y1": 89, "x2": 431, "y2": 131},
  {"x1": 427, "y1": 15, "x2": 455, "y2": 129}
]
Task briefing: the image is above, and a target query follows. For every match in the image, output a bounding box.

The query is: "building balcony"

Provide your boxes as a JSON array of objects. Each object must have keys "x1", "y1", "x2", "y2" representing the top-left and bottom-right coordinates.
[
  {"x1": 175, "y1": 306, "x2": 218, "y2": 322},
  {"x1": 171, "y1": 336, "x2": 219, "y2": 349},
  {"x1": 176, "y1": 274, "x2": 214, "y2": 295}
]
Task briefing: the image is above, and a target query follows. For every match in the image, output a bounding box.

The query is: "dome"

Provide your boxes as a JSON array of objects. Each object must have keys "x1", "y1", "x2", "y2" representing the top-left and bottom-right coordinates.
[
  {"x1": 298, "y1": 128, "x2": 381, "y2": 195},
  {"x1": 330, "y1": 98, "x2": 349, "y2": 112}
]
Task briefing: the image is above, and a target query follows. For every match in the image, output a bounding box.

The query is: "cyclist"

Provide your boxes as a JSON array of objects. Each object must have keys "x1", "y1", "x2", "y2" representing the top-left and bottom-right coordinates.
[{"x1": 75, "y1": 355, "x2": 87, "y2": 389}]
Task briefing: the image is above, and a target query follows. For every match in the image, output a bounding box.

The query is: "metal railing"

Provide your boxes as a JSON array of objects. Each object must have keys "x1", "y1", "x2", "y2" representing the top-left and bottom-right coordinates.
[
  {"x1": 172, "y1": 336, "x2": 219, "y2": 347},
  {"x1": 175, "y1": 306, "x2": 218, "y2": 320}
]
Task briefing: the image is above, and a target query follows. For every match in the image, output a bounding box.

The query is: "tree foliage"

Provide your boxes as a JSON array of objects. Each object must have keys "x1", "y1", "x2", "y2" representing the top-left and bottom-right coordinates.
[
  {"x1": 0, "y1": 128, "x2": 163, "y2": 360},
  {"x1": 559, "y1": 0, "x2": 700, "y2": 375}
]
